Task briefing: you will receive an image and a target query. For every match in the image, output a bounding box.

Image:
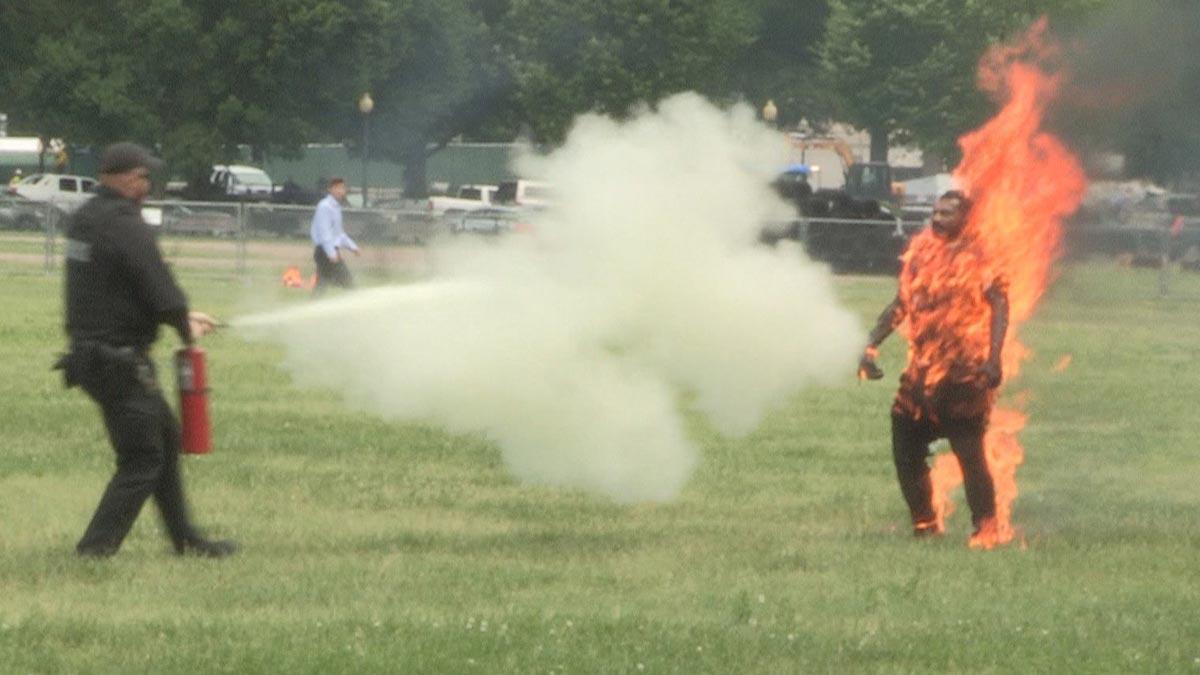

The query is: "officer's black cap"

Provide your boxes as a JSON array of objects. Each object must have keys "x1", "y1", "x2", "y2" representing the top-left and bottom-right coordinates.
[{"x1": 98, "y1": 142, "x2": 163, "y2": 175}]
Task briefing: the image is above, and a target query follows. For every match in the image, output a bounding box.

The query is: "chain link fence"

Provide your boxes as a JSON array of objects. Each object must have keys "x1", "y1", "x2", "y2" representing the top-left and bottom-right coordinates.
[
  {"x1": 766, "y1": 214, "x2": 1200, "y2": 280},
  {"x1": 26, "y1": 199, "x2": 446, "y2": 282},
  {"x1": 9, "y1": 196, "x2": 1199, "y2": 291},
  {"x1": 762, "y1": 216, "x2": 916, "y2": 274}
]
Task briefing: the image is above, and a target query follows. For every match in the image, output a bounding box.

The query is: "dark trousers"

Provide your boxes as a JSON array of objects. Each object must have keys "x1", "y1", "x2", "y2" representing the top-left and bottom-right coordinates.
[
  {"x1": 313, "y1": 246, "x2": 354, "y2": 296},
  {"x1": 77, "y1": 359, "x2": 197, "y2": 555},
  {"x1": 891, "y1": 412, "x2": 996, "y2": 528}
]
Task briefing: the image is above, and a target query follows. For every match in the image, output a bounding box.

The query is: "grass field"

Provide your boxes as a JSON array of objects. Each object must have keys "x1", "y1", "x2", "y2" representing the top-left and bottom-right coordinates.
[{"x1": 1, "y1": 239, "x2": 1198, "y2": 673}]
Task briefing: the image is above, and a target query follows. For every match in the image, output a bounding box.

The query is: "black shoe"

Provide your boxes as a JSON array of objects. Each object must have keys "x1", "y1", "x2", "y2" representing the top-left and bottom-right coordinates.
[{"x1": 176, "y1": 538, "x2": 238, "y2": 558}]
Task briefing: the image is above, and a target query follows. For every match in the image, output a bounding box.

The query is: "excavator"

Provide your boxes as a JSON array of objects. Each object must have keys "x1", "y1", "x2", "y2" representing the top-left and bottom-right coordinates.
[
  {"x1": 782, "y1": 134, "x2": 901, "y2": 209},
  {"x1": 771, "y1": 134, "x2": 911, "y2": 273}
]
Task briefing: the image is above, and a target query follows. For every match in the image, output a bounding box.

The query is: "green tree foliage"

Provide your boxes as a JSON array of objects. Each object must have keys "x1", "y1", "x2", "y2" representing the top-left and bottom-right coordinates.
[
  {"x1": 729, "y1": 0, "x2": 832, "y2": 130},
  {"x1": 502, "y1": 0, "x2": 757, "y2": 144},
  {"x1": 10, "y1": 0, "x2": 1165, "y2": 194},
  {"x1": 818, "y1": 0, "x2": 1109, "y2": 163},
  {"x1": 6, "y1": 0, "x2": 377, "y2": 188},
  {"x1": 359, "y1": 0, "x2": 513, "y2": 198}
]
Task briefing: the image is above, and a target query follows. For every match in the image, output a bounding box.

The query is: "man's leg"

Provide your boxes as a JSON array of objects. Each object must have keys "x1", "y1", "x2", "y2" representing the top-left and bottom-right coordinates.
[
  {"x1": 891, "y1": 413, "x2": 938, "y2": 532},
  {"x1": 331, "y1": 259, "x2": 355, "y2": 289},
  {"x1": 312, "y1": 247, "x2": 332, "y2": 296},
  {"x1": 150, "y1": 393, "x2": 199, "y2": 548},
  {"x1": 944, "y1": 416, "x2": 996, "y2": 529},
  {"x1": 76, "y1": 393, "x2": 165, "y2": 556}
]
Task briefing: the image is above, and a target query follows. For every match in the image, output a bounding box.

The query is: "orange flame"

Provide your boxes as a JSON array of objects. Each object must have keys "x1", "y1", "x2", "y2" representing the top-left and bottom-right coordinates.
[
  {"x1": 922, "y1": 19, "x2": 1087, "y2": 548},
  {"x1": 1052, "y1": 354, "x2": 1073, "y2": 373},
  {"x1": 282, "y1": 265, "x2": 316, "y2": 290}
]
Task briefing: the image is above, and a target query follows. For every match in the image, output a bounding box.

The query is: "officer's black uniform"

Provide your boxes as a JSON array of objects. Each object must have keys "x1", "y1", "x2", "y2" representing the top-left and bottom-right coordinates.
[{"x1": 58, "y1": 149, "x2": 233, "y2": 558}]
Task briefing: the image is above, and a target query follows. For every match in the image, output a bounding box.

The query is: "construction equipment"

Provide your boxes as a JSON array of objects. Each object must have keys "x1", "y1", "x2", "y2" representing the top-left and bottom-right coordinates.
[
  {"x1": 784, "y1": 134, "x2": 900, "y2": 204},
  {"x1": 768, "y1": 134, "x2": 912, "y2": 274}
]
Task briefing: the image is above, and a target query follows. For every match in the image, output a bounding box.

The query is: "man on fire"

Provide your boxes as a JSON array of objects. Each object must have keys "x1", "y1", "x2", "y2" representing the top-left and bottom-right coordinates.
[{"x1": 858, "y1": 190, "x2": 1009, "y2": 541}]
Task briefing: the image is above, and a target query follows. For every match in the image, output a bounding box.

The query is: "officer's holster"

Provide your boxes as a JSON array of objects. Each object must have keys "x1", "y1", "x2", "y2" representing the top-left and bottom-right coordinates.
[{"x1": 53, "y1": 343, "x2": 154, "y2": 401}]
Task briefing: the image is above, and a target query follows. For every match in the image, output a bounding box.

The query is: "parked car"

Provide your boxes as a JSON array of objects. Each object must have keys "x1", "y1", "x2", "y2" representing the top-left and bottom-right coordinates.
[
  {"x1": 451, "y1": 207, "x2": 525, "y2": 235},
  {"x1": 271, "y1": 179, "x2": 324, "y2": 206},
  {"x1": 8, "y1": 173, "x2": 97, "y2": 213},
  {"x1": 0, "y1": 194, "x2": 51, "y2": 231},
  {"x1": 161, "y1": 204, "x2": 239, "y2": 237},
  {"x1": 209, "y1": 165, "x2": 274, "y2": 201}
]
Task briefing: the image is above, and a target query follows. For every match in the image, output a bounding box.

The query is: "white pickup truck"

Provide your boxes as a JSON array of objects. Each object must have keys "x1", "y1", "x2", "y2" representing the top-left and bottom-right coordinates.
[
  {"x1": 427, "y1": 184, "x2": 497, "y2": 215},
  {"x1": 9, "y1": 173, "x2": 98, "y2": 213}
]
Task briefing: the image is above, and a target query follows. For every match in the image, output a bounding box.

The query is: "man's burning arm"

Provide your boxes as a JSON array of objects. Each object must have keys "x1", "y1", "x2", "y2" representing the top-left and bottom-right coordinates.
[
  {"x1": 858, "y1": 296, "x2": 905, "y2": 380},
  {"x1": 981, "y1": 283, "x2": 1009, "y2": 388}
]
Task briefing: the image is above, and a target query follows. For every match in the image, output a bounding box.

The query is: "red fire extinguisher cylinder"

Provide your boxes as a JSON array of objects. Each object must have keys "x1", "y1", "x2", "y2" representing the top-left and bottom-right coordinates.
[{"x1": 176, "y1": 346, "x2": 212, "y2": 454}]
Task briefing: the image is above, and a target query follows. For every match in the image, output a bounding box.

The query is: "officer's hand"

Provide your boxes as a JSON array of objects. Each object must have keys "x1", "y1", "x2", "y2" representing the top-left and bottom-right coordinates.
[
  {"x1": 352, "y1": 248, "x2": 361, "y2": 257},
  {"x1": 329, "y1": 252, "x2": 341, "y2": 263},
  {"x1": 980, "y1": 359, "x2": 1002, "y2": 389},
  {"x1": 858, "y1": 352, "x2": 884, "y2": 381},
  {"x1": 189, "y1": 311, "x2": 220, "y2": 340}
]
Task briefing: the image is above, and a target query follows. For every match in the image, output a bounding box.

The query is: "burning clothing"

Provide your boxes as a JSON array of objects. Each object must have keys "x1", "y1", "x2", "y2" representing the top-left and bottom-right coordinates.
[
  {"x1": 892, "y1": 407, "x2": 996, "y2": 530},
  {"x1": 893, "y1": 229, "x2": 1007, "y2": 421},
  {"x1": 862, "y1": 217, "x2": 1009, "y2": 537}
]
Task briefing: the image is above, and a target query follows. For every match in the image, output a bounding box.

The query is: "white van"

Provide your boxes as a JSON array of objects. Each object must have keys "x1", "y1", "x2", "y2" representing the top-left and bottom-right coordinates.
[
  {"x1": 9, "y1": 173, "x2": 98, "y2": 213},
  {"x1": 210, "y1": 165, "x2": 274, "y2": 200}
]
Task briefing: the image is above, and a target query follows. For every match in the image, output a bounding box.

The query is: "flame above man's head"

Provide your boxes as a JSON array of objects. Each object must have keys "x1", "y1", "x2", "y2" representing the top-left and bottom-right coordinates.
[{"x1": 928, "y1": 18, "x2": 1088, "y2": 548}]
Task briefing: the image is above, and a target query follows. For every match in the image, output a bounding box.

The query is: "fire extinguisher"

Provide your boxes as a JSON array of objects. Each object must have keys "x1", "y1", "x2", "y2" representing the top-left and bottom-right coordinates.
[{"x1": 175, "y1": 346, "x2": 212, "y2": 454}]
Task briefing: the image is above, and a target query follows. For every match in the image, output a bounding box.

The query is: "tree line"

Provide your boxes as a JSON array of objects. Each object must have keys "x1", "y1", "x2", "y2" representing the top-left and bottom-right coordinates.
[{"x1": 3, "y1": 0, "x2": 1194, "y2": 194}]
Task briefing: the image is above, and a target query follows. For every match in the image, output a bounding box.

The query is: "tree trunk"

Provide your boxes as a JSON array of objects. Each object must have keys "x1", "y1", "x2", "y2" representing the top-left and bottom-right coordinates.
[
  {"x1": 401, "y1": 142, "x2": 429, "y2": 199},
  {"x1": 869, "y1": 126, "x2": 889, "y2": 163}
]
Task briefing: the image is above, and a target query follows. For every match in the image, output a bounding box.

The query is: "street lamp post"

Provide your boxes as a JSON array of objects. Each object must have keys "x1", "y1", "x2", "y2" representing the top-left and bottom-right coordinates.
[
  {"x1": 762, "y1": 99, "x2": 778, "y2": 128},
  {"x1": 358, "y1": 92, "x2": 374, "y2": 208}
]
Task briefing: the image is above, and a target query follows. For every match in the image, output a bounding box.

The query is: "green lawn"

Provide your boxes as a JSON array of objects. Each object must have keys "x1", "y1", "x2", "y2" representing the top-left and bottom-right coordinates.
[{"x1": 1, "y1": 257, "x2": 1198, "y2": 673}]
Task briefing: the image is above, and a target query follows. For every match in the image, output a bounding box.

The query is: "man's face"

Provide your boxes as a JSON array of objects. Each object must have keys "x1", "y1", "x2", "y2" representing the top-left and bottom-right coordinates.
[
  {"x1": 931, "y1": 197, "x2": 967, "y2": 238},
  {"x1": 330, "y1": 182, "x2": 348, "y2": 201},
  {"x1": 104, "y1": 168, "x2": 152, "y2": 203}
]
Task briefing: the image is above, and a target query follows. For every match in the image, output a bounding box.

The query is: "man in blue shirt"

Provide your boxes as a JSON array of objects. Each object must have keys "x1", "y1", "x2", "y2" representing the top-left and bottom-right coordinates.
[{"x1": 310, "y1": 177, "x2": 359, "y2": 295}]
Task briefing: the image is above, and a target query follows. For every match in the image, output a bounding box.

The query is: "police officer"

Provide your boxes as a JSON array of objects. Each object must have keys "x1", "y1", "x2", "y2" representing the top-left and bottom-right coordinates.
[{"x1": 57, "y1": 142, "x2": 237, "y2": 558}]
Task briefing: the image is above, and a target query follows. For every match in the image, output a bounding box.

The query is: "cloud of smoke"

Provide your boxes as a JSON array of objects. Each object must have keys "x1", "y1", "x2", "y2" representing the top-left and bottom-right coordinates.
[
  {"x1": 236, "y1": 93, "x2": 862, "y2": 502},
  {"x1": 1050, "y1": 2, "x2": 1200, "y2": 177}
]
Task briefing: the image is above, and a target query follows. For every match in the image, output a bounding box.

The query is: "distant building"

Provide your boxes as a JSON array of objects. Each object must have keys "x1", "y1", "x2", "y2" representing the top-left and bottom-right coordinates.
[{"x1": 0, "y1": 137, "x2": 43, "y2": 183}]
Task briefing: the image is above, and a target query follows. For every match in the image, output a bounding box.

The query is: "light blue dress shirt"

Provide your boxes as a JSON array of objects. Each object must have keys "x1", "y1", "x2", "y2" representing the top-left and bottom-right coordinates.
[{"x1": 310, "y1": 194, "x2": 359, "y2": 258}]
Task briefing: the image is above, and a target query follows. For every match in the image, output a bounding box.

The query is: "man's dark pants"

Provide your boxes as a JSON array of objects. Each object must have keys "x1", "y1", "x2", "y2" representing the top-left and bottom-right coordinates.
[
  {"x1": 313, "y1": 246, "x2": 354, "y2": 296},
  {"x1": 77, "y1": 357, "x2": 196, "y2": 555},
  {"x1": 891, "y1": 380, "x2": 997, "y2": 529}
]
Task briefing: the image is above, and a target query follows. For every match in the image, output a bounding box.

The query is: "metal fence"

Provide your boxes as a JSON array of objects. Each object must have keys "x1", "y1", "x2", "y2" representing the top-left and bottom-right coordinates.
[
  {"x1": 29, "y1": 199, "x2": 443, "y2": 277},
  {"x1": 764, "y1": 216, "x2": 917, "y2": 274},
  {"x1": 0, "y1": 196, "x2": 62, "y2": 271},
  {"x1": 769, "y1": 214, "x2": 1200, "y2": 278},
  {"x1": 12, "y1": 197, "x2": 1200, "y2": 285}
]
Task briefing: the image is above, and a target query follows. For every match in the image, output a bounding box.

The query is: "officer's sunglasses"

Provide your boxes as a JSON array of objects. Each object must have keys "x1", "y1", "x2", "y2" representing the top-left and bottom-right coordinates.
[{"x1": 133, "y1": 170, "x2": 151, "y2": 181}]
